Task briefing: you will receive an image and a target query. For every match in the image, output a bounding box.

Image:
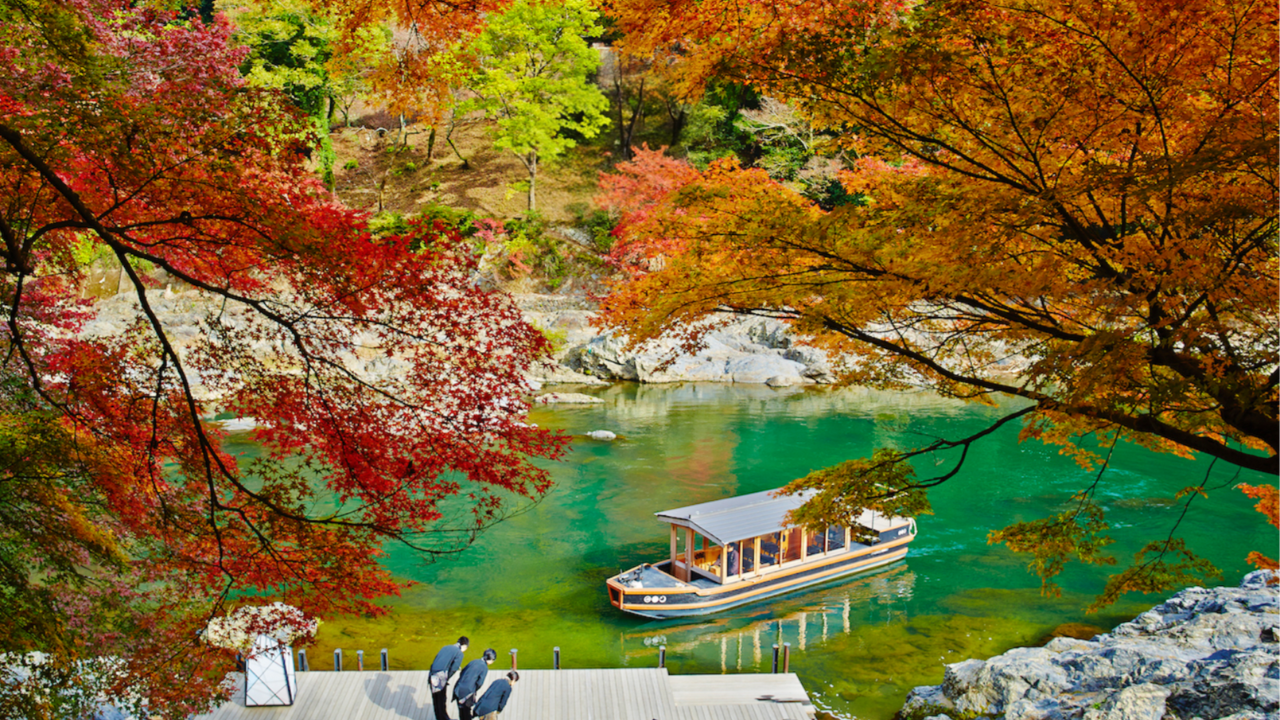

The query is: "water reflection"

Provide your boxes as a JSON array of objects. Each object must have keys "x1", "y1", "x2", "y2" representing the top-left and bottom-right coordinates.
[
  {"x1": 620, "y1": 564, "x2": 915, "y2": 668},
  {"x1": 539, "y1": 384, "x2": 987, "y2": 442}
]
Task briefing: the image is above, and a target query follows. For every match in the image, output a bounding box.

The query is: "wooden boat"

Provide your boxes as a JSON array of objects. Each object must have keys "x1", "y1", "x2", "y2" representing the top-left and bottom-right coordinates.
[{"x1": 606, "y1": 488, "x2": 917, "y2": 619}]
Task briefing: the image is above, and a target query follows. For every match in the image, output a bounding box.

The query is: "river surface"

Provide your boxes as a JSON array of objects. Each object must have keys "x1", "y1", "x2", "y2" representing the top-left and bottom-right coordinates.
[{"x1": 235, "y1": 383, "x2": 1273, "y2": 720}]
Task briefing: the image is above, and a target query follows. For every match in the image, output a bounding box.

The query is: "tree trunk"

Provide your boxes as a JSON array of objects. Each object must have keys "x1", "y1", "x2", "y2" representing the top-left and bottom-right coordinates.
[
  {"x1": 614, "y1": 78, "x2": 628, "y2": 159},
  {"x1": 446, "y1": 113, "x2": 469, "y2": 169},
  {"x1": 527, "y1": 151, "x2": 537, "y2": 211},
  {"x1": 667, "y1": 100, "x2": 687, "y2": 147},
  {"x1": 615, "y1": 77, "x2": 646, "y2": 160},
  {"x1": 426, "y1": 126, "x2": 436, "y2": 163}
]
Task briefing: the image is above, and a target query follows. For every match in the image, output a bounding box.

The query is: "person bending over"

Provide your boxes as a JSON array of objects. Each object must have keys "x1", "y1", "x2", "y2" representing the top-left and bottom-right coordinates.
[
  {"x1": 429, "y1": 636, "x2": 469, "y2": 720},
  {"x1": 454, "y1": 648, "x2": 496, "y2": 720},
  {"x1": 472, "y1": 670, "x2": 518, "y2": 719}
]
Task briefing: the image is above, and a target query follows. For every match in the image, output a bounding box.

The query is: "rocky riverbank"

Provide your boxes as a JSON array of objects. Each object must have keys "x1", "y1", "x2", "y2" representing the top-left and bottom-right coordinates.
[
  {"x1": 898, "y1": 571, "x2": 1279, "y2": 720},
  {"x1": 518, "y1": 293, "x2": 837, "y2": 388},
  {"x1": 77, "y1": 279, "x2": 844, "y2": 396}
]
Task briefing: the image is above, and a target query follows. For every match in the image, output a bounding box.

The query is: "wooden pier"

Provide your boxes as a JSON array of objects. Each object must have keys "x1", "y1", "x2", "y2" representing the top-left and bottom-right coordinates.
[{"x1": 196, "y1": 668, "x2": 815, "y2": 720}]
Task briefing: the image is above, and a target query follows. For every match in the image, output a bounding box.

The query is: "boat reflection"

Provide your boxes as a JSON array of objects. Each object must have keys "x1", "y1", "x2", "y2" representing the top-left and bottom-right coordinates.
[{"x1": 619, "y1": 562, "x2": 915, "y2": 669}]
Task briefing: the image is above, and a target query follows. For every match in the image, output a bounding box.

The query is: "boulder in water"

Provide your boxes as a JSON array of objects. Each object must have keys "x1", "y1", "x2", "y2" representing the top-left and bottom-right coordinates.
[
  {"x1": 534, "y1": 393, "x2": 603, "y2": 404},
  {"x1": 899, "y1": 571, "x2": 1279, "y2": 720}
]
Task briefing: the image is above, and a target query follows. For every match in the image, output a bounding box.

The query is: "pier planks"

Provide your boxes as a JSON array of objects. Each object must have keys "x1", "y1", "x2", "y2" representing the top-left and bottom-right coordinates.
[{"x1": 195, "y1": 668, "x2": 814, "y2": 720}]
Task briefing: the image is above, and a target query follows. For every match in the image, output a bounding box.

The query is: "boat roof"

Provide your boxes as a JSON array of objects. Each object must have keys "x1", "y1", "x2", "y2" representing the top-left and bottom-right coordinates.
[{"x1": 654, "y1": 487, "x2": 908, "y2": 546}]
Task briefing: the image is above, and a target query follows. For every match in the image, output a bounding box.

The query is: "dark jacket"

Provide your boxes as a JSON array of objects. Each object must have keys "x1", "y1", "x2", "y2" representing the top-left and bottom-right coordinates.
[
  {"x1": 472, "y1": 678, "x2": 512, "y2": 715},
  {"x1": 430, "y1": 644, "x2": 465, "y2": 678},
  {"x1": 453, "y1": 659, "x2": 489, "y2": 704}
]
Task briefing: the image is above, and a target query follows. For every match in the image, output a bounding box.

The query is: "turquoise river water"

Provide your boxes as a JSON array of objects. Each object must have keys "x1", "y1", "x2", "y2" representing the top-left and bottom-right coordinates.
[{"x1": 233, "y1": 383, "x2": 1274, "y2": 720}]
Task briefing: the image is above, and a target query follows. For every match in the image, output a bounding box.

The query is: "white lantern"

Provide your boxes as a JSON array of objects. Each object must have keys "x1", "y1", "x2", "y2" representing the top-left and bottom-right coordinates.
[{"x1": 243, "y1": 634, "x2": 297, "y2": 707}]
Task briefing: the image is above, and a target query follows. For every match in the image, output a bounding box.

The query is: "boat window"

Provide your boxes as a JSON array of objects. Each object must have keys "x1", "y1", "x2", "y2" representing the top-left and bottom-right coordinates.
[
  {"x1": 782, "y1": 529, "x2": 803, "y2": 563},
  {"x1": 806, "y1": 527, "x2": 826, "y2": 555},
  {"x1": 694, "y1": 535, "x2": 722, "y2": 573},
  {"x1": 724, "y1": 541, "x2": 743, "y2": 578},
  {"x1": 759, "y1": 532, "x2": 782, "y2": 566},
  {"x1": 739, "y1": 538, "x2": 755, "y2": 573},
  {"x1": 826, "y1": 525, "x2": 846, "y2": 552}
]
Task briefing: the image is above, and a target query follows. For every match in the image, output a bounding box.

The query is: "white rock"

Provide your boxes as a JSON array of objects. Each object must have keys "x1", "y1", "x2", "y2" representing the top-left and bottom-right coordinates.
[
  {"x1": 765, "y1": 374, "x2": 807, "y2": 387},
  {"x1": 534, "y1": 393, "x2": 603, "y2": 404},
  {"x1": 725, "y1": 355, "x2": 807, "y2": 384},
  {"x1": 900, "y1": 571, "x2": 1280, "y2": 720},
  {"x1": 1082, "y1": 683, "x2": 1170, "y2": 720},
  {"x1": 558, "y1": 315, "x2": 838, "y2": 385},
  {"x1": 525, "y1": 362, "x2": 607, "y2": 385},
  {"x1": 215, "y1": 417, "x2": 259, "y2": 433},
  {"x1": 586, "y1": 430, "x2": 616, "y2": 441}
]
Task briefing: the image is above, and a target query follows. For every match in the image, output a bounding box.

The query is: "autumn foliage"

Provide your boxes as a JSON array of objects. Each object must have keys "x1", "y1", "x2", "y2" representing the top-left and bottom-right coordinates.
[
  {"x1": 0, "y1": 1, "x2": 562, "y2": 716},
  {"x1": 318, "y1": 0, "x2": 510, "y2": 119},
  {"x1": 1239, "y1": 484, "x2": 1279, "y2": 574},
  {"x1": 599, "y1": 0, "x2": 1277, "y2": 601}
]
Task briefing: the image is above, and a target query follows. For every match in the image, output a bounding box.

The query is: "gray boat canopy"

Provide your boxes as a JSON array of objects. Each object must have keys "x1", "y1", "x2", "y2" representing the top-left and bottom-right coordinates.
[{"x1": 654, "y1": 487, "x2": 905, "y2": 546}]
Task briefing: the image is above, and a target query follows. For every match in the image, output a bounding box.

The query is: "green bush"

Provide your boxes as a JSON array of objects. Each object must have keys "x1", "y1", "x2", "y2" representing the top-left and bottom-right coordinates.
[
  {"x1": 566, "y1": 202, "x2": 617, "y2": 254},
  {"x1": 503, "y1": 211, "x2": 573, "y2": 288},
  {"x1": 343, "y1": 159, "x2": 358, "y2": 170},
  {"x1": 418, "y1": 203, "x2": 479, "y2": 233},
  {"x1": 799, "y1": 177, "x2": 864, "y2": 211},
  {"x1": 390, "y1": 160, "x2": 418, "y2": 177},
  {"x1": 315, "y1": 117, "x2": 336, "y2": 188},
  {"x1": 676, "y1": 82, "x2": 762, "y2": 168},
  {"x1": 530, "y1": 320, "x2": 569, "y2": 354},
  {"x1": 755, "y1": 143, "x2": 809, "y2": 181},
  {"x1": 368, "y1": 211, "x2": 409, "y2": 237},
  {"x1": 71, "y1": 235, "x2": 154, "y2": 273},
  {"x1": 71, "y1": 235, "x2": 117, "y2": 267}
]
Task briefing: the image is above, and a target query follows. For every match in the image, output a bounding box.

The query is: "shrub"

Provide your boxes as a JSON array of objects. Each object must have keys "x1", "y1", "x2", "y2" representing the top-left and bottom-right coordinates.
[
  {"x1": 566, "y1": 202, "x2": 618, "y2": 254},
  {"x1": 368, "y1": 211, "x2": 409, "y2": 237}
]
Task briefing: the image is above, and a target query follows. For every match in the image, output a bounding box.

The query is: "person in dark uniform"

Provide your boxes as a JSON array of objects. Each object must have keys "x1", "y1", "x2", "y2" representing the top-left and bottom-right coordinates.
[
  {"x1": 453, "y1": 648, "x2": 496, "y2": 720},
  {"x1": 727, "y1": 542, "x2": 740, "y2": 576},
  {"x1": 429, "y1": 636, "x2": 469, "y2": 720},
  {"x1": 472, "y1": 670, "x2": 518, "y2": 720}
]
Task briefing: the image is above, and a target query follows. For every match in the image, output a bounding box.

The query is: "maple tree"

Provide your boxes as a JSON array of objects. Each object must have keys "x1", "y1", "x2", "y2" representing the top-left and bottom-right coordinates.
[
  {"x1": 1238, "y1": 484, "x2": 1279, "y2": 574},
  {"x1": 313, "y1": 0, "x2": 506, "y2": 122},
  {"x1": 459, "y1": 0, "x2": 609, "y2": 211},
  {"x1": 325, "y1": 16, "x2": 390, "y2": 128},
  {"x1": 599, "y1": 0, "x2": 1277, "y2": 603},
  {"x1": 0, "y1": 1, "x2": 562, "y2": 716}
]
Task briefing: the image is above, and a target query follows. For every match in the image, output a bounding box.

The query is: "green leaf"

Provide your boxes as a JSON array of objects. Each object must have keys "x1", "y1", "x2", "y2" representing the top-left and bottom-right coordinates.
[
  {"x1": 780, "y1": 448, "x2": 932, "y2": 543},
  {"x1": 988, "y1": 494, "x2": 1116, "y2": 598}
]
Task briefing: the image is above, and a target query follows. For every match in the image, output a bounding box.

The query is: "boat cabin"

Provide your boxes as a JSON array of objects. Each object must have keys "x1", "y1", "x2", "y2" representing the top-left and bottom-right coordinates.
[{"x1": 653, "y1": 488, "x2": 908, "y2": 585}]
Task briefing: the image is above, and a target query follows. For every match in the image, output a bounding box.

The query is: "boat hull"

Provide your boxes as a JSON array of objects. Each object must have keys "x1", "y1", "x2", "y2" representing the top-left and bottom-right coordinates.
[{"x1": 607, "y1": 536, "x2": 913, "y2": 619}]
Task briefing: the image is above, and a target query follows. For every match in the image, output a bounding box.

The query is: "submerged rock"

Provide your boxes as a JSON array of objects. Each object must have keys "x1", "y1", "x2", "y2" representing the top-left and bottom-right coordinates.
[
  {"x1": 898, "y1": 571, "x2": 1279, "y2": 720},
  {"x1": 533, "y1": 392, "x2": 603, "y2": 404},
  {"x1": 1035, "y1": 622, "x2": 1107, "y2": 646},
  {"x1": 585, "y1": 430, "x2": 617, "y2": 441}
]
